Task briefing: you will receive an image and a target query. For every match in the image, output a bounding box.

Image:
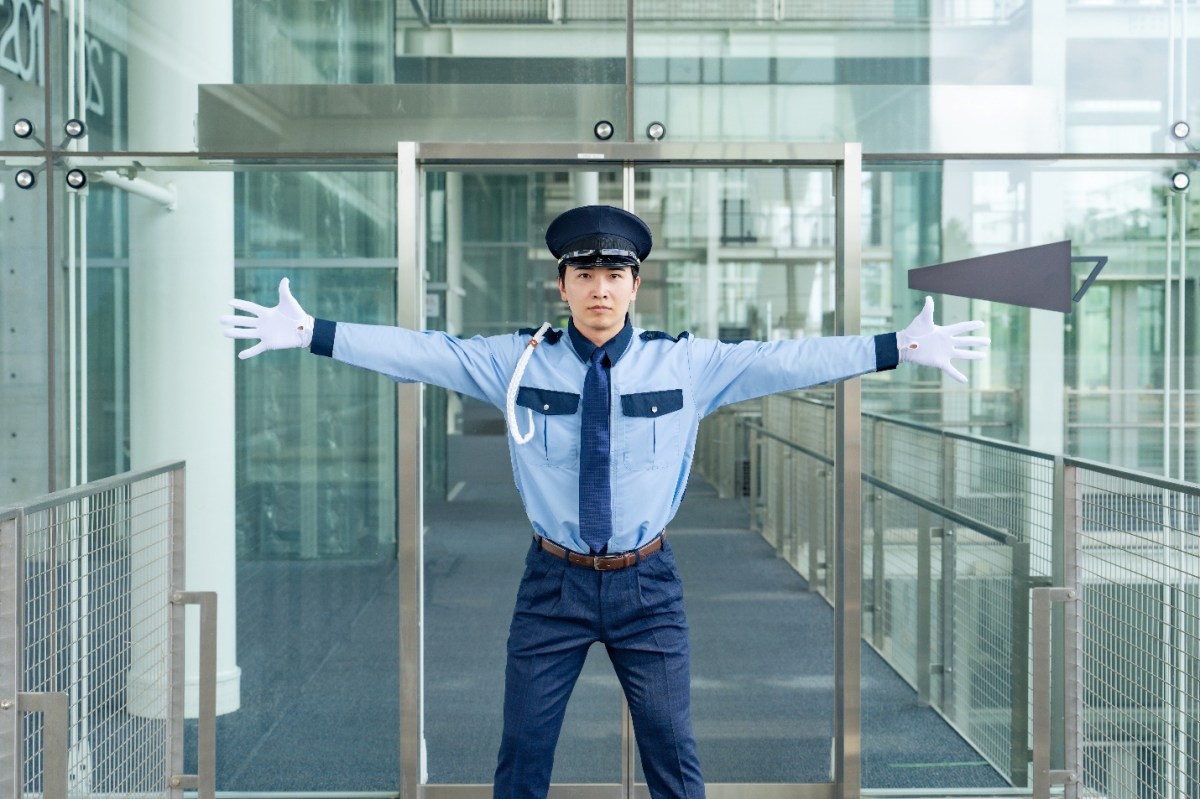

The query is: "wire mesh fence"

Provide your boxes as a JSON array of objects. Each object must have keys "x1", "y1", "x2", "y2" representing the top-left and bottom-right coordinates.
[
  {"x1": 1072, "y1": 464, "x2": 1200, "y2": 799},
  {"x1": 2, "y1": 463, "x2": 184, "y2": 799},
  {"x1": 698, "y1": 393, "x2": 1200, "y2": 795}
]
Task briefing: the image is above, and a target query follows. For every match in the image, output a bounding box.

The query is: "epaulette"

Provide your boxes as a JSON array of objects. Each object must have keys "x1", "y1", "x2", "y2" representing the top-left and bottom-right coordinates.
[
  {"x1": 517, "y1": 326, "x2": 564, "y2": 344},
  {"x1": 639, "y1": 330, "x2": 690, "y2": 343}
]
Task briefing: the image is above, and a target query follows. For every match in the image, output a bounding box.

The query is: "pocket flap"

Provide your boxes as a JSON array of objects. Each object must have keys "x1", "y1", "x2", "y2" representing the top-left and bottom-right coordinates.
[
  {"x1": 621, "y1": 389, "x2": 684, "y2": 418},
  {"x1": 517, "y1": 386, "x2": 579, "y2": 415}
]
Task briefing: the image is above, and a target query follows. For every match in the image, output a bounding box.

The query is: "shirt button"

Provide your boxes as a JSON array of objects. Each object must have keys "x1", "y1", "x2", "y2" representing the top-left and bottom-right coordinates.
[
  {"x1": 543, "y1": 404, "x2": 550, "y2": 411},
  {"x1": 651, "y1": 406, "x2": 658, "y2": 413}
]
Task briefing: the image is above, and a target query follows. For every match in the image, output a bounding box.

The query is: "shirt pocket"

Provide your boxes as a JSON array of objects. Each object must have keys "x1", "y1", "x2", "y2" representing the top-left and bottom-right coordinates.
[
  {"x1": 516, "y1": 386, "x2": 580, "y2": 469},
  {"x1": 619, "y1": 389, "x2": 684, "y2": 471}
]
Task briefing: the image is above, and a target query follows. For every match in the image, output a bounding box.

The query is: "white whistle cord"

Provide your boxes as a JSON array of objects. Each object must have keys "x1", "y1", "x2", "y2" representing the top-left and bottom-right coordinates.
[{"x1": 506, "y1": 322, "x2": 551, "y2": 445}]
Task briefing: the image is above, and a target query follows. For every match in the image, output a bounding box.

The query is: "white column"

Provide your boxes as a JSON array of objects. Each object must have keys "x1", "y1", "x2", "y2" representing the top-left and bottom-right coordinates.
[
  {"x1": 573, "y1": 172, "x2": 600, "y2": 207},
  {"x1": 127, "y1": 0, "x2": 240, "y2": 716},
  {"x1": 1027, "y1": 0, "x2": 1067, "y2": 454}
]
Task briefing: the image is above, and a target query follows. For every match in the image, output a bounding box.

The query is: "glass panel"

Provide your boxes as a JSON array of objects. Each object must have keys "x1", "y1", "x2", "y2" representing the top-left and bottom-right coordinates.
[
  {"x1": 66, "y1": 160, "x2": 401, "y2": 790},
  {"x1": 632, "y1": 2, "x2": 1198, "y2": 155},
  {"x1": 226, "y1": 168, "x2": 400, "y2": 791},
  {"x1": 421, "y1": 167, "x2": 627, "y2": 785},
  {"x1": 0, "y1": 0, "x2": 49, "y2": 152},
  {"x1": 630, "y1": 165, "x2": 842, "y2": 784}
]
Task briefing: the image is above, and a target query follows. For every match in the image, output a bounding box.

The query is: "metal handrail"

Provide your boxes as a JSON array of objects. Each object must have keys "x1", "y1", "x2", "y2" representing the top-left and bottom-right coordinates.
[
  {"x1": 746, "y1": 420, "x2": 1013, "y2": 543},
  {"x1": 1, "y1": 462, "x2": 197, "y2": 799},
  {"x1": 0, "y1": 460, "x2": 186, "y2": 517}
]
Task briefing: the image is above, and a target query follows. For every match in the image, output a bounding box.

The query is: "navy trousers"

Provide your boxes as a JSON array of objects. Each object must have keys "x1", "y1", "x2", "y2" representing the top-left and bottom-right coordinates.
[{"x1": 493, "y1": 537, "x2": 705, "y2": 799}]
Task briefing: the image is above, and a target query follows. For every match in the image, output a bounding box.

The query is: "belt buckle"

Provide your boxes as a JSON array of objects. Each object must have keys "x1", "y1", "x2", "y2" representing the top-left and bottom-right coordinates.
[{"x1": 591, "y1": 555, "x2": 606, "y2": 571}]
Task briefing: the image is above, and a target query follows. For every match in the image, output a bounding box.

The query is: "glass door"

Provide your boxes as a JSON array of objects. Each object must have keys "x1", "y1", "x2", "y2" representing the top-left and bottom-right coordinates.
[{"x1": 398, "y1": 142, "x2": 865, "y2": 799}]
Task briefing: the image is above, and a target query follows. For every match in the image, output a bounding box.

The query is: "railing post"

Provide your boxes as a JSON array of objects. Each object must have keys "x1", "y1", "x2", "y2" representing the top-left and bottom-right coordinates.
[
  {"x1": 939, "y1": 528, "x2": 957, "y2": 716},
  {"x1": 871, "y1": 421, "x2": 885, "y2": 647},
  {"x1": 916, "y1": 509, "x2": 932, "y2": 706},
  {"x1": 1, "y1": 511, "x2": 22, "y2": 799},
  {"x1": 18, "y1": 692, "x2": 69, "y2": 799},
  {"x1": 170, "y1": 591, "x2": 218, "y2": 799},
  {"x1": 1010, "y1": 540, "x2": 1032, "y2": 787},
  {"x1": 748, "y1": 425, "x2": 761, "y2": 531},
  {"x1": 1032, "y1": 586, "x2": 1079, "y2": 798},
  {"x1": 808, "y1": 463, "x2": 821, "y2": 590},
  {"x1": 871, "y1": 489, "x2": 885, "y2": 649}
]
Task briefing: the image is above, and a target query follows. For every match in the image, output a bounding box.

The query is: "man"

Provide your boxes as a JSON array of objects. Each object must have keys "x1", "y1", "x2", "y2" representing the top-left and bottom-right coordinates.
[{"x1": 221, "y1": 205, "x2": 989, "y2": 799}]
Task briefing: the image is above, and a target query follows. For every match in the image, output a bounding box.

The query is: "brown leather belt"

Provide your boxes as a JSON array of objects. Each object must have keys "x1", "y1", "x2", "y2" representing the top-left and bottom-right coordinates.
[{"x1": 535, "y1": 533, "x2": 665, "y2": 571}]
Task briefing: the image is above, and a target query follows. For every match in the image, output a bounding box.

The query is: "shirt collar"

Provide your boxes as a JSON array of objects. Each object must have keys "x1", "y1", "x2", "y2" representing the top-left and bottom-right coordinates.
[{"x1": 567, "y1": 316, "x2": 634, "y2": 366}]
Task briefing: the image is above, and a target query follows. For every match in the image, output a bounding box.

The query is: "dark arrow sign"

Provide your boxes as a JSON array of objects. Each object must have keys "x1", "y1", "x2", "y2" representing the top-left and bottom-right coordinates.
[{"x1": 907, "y1": 240, "x2": 1108, "y2": 313}]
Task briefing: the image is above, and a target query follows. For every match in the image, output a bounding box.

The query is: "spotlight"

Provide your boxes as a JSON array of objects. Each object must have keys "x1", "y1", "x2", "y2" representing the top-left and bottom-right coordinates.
[
  {"x1": 646, "y1": 121, "x2": 665, "y2": 141},
  {"x1": 14, "y1": 169, "x2": 36, "y2": 189},
  {"x1": 12, "y1": 118, "x2": 33, "y2": 139},
  {"x1": 64, "y1": 119, "x2": 86, "y2": 139},
  {"x1": 65, "y1": 169, "x2": 88, "y2": 190},
  {"x1": 1171, "y1": 171, "x2": 1190, "y2": 191},
  {"x1": 593, "y1": 120, "x2": 614, "y2": 141}
]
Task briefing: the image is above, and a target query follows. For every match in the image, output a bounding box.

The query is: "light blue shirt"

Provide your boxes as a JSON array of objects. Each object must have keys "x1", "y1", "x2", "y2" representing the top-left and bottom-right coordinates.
[{"x1": 312, "y1": 317, "x2": 898, "y2": 555}]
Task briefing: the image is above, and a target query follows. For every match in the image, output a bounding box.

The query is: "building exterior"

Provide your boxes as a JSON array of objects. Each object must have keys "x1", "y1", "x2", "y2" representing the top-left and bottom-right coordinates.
[{"x1": 1, "y1": 1, "x2": 1197, "y2": 797}]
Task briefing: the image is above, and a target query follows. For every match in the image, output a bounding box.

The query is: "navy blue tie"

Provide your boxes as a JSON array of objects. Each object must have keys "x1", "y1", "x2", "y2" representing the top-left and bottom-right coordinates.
[{"x1": 579, "y1": 346, "x2": 612, "y2": 553}]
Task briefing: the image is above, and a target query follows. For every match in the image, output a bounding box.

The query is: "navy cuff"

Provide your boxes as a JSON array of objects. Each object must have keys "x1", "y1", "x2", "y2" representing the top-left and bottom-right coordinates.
[
  {"x1": 874, "y1": 333, "x2": 899, "y2": 372},
  {"x1": 311, "y1": 319, "x2": 336, "y2": 357}
]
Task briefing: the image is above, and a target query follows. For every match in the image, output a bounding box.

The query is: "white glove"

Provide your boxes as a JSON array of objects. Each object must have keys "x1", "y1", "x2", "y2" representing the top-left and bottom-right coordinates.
[
  {"x1": 220, "y1": 277, "x2": 315, "y2": 360},
  {"x1": 896, "y1": 296, "x2": 990, "y2": 384}
]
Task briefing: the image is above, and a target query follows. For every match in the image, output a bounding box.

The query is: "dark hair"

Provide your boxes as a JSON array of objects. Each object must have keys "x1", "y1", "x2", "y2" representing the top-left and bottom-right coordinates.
[{"x1": 557, "y1": 263, "x2": 640, "y2": 282}]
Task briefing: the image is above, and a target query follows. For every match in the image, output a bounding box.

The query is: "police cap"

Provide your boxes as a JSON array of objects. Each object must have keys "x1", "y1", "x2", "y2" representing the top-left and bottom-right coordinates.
[{"x1": 545, "y1": 205, "x2": 652, "y2": 268}]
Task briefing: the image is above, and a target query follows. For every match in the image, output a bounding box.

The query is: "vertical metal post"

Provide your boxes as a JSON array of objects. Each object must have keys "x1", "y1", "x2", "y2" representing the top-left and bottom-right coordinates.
[
  {"x1": 18, "y1": 692, "x2": 68, "y2": 799},
  {"x1": 871, "y1": 424, "x2": 885, "y2": 648},
  {"x1": 916, "y1": 510, "x2": 932, "y2": 706},
  {"x1": 833, "y1": 142, "x2": 863, "y2": 798},
  {"x1": 1010, "y1": 541, "x2": 1032, "y2": 787},
  {"x1": 169, "y1": 591, "x2": 218, "y2": 799},
  {"x1": 0, "y1": 512, "x2": 21, "y2": 799},
  {"x1": 625, "y1": 0, "x2": 635, "y2": 142},
  {"x1": 940, "y1": 529, "x2": 957, "y2": 715},
  {"x1": 397, "y1": 141, "x2": 425, "y2": 799},
  {"x1": 1032, "y1": 586, "x2": 1078, "y2": 799},
  {"x1": 1051, "y1": 457, "x2": 1067, "y2": 774},
  {"x1": 807, "y1": 465, "x2": 821, "y2": 589},
  {"x1": 168, "y1": 467, "x2": 187, "y2": 799},
  {"x1": 782, "y1": 451, "x2": 793, "y2": 556},
  {"x1": 1062, "y1": 463, "x2": 1081, "y2": 799},
  {"x1": 748, "y1": 427, "x2": 761, "y2": 532}
]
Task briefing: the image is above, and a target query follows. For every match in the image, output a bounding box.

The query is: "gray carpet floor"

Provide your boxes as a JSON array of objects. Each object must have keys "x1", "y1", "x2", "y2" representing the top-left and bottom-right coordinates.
[{"x1": 194, "y1": 432, "x2": 1008, "y2": 792}]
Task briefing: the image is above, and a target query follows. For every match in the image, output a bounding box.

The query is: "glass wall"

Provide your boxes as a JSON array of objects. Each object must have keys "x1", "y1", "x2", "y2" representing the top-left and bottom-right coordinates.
[{"x1": 3, "y1": 0, "x2": 1200, "y2": 795}]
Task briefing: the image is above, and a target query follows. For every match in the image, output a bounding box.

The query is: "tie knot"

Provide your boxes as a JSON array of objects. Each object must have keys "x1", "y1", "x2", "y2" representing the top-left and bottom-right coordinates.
[{"x1": 591, "y1": 347, "x2": 607, "y2": 366}]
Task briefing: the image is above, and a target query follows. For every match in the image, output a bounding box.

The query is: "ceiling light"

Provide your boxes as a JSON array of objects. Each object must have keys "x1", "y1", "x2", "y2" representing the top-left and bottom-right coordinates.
[
  {"x1": 593, "y1": 120, "x2": 614, "y2": 141},
  {"x1": 646, "y1": 121, "x2": 665, "y2": 141}
]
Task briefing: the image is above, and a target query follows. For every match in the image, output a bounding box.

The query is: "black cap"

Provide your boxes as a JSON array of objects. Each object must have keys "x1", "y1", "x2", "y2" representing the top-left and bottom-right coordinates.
[{"x1": 545, "y1": 205, "x2": 652, "y2": 267}]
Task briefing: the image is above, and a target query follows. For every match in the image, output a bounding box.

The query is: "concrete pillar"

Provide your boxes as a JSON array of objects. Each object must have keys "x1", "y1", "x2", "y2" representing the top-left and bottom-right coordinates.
[
  {"x1": 573, "y1": 172, "x2": 600, "y2": 207},
  {"x1": 127, "y1": 0, "x2": 240, "y2": 717}
]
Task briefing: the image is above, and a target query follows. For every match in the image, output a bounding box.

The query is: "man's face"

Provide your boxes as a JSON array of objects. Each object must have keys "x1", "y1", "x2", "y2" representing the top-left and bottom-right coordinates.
[{"x1": 558, "y1": 265, "x2": 640, "y2": 345}]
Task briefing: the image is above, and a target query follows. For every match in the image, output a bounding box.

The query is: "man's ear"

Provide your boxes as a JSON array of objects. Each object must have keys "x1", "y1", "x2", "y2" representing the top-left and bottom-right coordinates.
[
  {"x1": 631, "y1": 274, "x2": 641, "y2": 299},
  {"x1": 558, "y1": 275, "x2": 567, "y2": 301}
]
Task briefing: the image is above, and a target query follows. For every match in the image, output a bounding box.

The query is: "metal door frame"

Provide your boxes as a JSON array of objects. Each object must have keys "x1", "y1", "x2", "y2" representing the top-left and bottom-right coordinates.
[{"x1": 397, "y1": 141, "x2": 864, "y2": 799}]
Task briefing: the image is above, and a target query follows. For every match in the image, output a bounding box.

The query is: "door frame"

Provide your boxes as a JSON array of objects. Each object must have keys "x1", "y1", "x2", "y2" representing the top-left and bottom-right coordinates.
[{"x1": 396, "y1": 141, "x2": 864, "y2": 799}]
